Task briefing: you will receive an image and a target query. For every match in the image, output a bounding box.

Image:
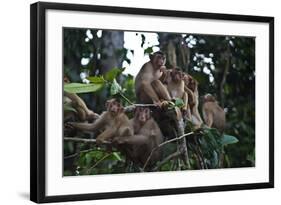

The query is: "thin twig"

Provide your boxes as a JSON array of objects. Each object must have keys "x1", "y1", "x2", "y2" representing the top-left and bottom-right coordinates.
[
  {"x1": 143, "y1": 131, "x2": 194, "y2": 170},
  {"x1": 118, "y1": 92, "x2": 134, "y2": 105},
  {"x1": 86, "y1": 153, "x2": 112, "y2": 174},
  {"x1": 124, "y1": 104, "x2": 158, "y2": 112},
  {"x1": 152, "y1": 151, "x2": 181, "y2": 171},
  {"x1": 64, "y1": 137, "x2": 96, "y2": 144},
  {"x1": 64, "y1": 148, "x2": 97, "y2": 160}
]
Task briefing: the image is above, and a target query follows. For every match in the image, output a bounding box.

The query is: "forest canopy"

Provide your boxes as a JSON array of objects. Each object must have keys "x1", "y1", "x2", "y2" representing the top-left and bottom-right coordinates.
[{"x1": 63, "y1": 28, "x2": 255, "y2": 176}]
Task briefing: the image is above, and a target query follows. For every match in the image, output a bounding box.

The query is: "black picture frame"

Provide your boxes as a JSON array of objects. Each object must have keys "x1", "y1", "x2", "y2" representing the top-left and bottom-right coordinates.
[{"x1": 30, "y1": 1, "x2": 274, "y2": 203}]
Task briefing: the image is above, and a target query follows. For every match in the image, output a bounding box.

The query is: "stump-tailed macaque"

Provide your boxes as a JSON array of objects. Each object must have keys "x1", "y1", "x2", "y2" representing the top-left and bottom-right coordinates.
[
  {"x1": 135, "y1": 51, "x2": 171, "y2": 106},
  {"x1": 115, "y1": 107, "x2": 163, "y2": 167},
  {"x1": 166, "y1": 68, "x2": 191, "y2": 119},
  {"x1": 202, "y1": 94, "x2": 225, "y2": 132},
  {"x1": 68, "y1": 98, "x2": 133, "y2": 145},
  {"x1": 183, "y1": 74, "x2": 203, "y2": 128}
]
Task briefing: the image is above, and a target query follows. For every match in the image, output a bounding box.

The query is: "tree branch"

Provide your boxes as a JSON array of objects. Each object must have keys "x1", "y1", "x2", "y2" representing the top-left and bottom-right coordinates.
[
  {"x1": 64, "y1": 137, "x2": 96, "y2": 144},
  {"x1": 143, "y1": 131, "x2": 194, "y2": 170},
  {"x1": 152, "y1": 151, "x2": 181, "y2": 171}
]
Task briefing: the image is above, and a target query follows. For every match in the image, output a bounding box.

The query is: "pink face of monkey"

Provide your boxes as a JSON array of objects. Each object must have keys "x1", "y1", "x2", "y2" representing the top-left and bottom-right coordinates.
[
  {"x1": 150, "y1": 52, "x2": 166, "y2": 69},
  {"x1": 106, "y1": 99, "x2": 123, "y2": 115},
  {"x1": 135, "y1": 107, "x2": 151, "y2": 125},
  {"x1": 171, "y1": 69, "x2": 183, "y2": 82}
]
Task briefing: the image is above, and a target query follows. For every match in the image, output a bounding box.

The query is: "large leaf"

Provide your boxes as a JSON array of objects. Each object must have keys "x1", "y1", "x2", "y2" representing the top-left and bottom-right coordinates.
[
  {"x1": 174, "y1": 98, "x2": 184, "y2": 108},
  {"x1": 222, "y1": 134, "x2": 239, "y2": 146},
  {"x1": 110, "y1": 79, "x2": 122, "y2": 95},
  {"x1": 104, "y1": 68, "x2": 125, "y2": 82},
  {"x1": 87, "y1": 76, "x2": 106, "y2": 84},
  {"x1": 64, "y1": 83, "x2": 103, "y2": 93}
]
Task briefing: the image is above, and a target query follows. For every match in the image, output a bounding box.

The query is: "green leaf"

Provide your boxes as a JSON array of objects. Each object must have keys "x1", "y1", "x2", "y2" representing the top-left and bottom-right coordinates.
[
  {"x1": 64, "y1": 83, "x2": 103, "y2": 93},
  {"x1": 110, "y1": 79, "x2": 122, "y2": 95},
  {"x1": 222, "y1": 134, "x2": 239, "y2": 146},
  {"x1": 87, "y1": 76, "x2": 106, "y2": 84},
  {"x1": 104, "y1": 68, "x2": 125, "y2": 82},
  {"x1": 174, "y1": 98, "x2": 184, "y2": 108},
  {"x1": 144, "y1": 46, "x2": 153, "y2": 54},
  {"x1": 112, "y1": 152, "x2": 122, "y2": 161},
  {"x1": 85, "y1": 153, "x2": 92, "y2": 165}
]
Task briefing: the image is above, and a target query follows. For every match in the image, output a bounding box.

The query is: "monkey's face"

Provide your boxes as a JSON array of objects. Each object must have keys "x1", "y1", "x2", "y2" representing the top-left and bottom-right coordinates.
[
  {"x1": 106, "y1": 99, "x2": 123, "y2": 115},
  {"x1": 203, "y1": 94, "x2": 216, "y2": 102},
  {"x1": 150, "y1": 53, "x2": 166, "y2": 69},
  {"x1": 171, "y1": 70, "x2": 183, "y2": 82},
  {"x1": 135, "y1": 107, "x2": 151, "y2": 125}
]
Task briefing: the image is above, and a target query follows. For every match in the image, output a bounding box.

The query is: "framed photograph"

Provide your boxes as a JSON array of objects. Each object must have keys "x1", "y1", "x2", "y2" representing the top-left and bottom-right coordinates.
[{"x1": 30, "y1": 1, "x2": 274, "y2": 203}]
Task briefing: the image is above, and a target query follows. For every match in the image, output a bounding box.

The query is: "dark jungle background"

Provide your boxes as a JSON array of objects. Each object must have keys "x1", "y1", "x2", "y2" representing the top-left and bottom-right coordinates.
[{"x1": 63, "y1": 28, "x2": 255, "y2": 176}]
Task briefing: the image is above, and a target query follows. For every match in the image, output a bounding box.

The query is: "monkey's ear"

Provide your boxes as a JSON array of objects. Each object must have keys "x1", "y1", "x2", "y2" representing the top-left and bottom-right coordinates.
[{"x1": 105, "y1": 100, "x2": 111, "y2": 109}]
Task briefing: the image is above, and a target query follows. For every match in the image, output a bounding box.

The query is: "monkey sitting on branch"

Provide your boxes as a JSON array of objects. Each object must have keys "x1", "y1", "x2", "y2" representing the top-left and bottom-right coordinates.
[
  {"x1": 67, "y1": 98, "x2": 133, "y2": 145},
  {"x1": 114, "y1": 107, "x2": 164, "y2": 169},
  {"x1": 135, "y1": 51, "x2": 171, "y2": 107},
  {"x1": 166, "y1": 68, "x2": 192, "y2": 120},
  {"x1": 183, "y1": 74, "x2": 203, "y2": 129},
  {"x1": 202, "y1": 94, "x2": 226, "y2": 133}
]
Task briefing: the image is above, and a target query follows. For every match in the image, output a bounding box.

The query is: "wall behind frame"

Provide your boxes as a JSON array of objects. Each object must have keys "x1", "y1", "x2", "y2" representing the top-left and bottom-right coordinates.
[{"x1": 0, "y1": 0, "x2": 279, "y2": 204}]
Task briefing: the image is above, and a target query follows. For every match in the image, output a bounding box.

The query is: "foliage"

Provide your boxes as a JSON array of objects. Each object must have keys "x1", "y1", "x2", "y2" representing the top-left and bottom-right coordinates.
[{"x1": 63, "y1": 28, "x2": 254, "y2": 175}]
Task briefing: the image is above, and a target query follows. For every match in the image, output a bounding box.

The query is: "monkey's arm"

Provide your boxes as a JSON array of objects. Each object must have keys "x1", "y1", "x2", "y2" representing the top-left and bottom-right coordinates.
[
  {"x1": 182, "y1": 92, "x2": 188, "y2": 110},
  {"x1": 65, "y1": 92, "x2": 99, "y2": 120},
  {"x1": 182, "y1": 92, "x2": 192, "y2": 120},
  {"x1": 184, "y1": 86, "x2": 195, "y2": 101},
  {"x1": 203, "y1": 108, "x2": 213, "y2": 127},
  {"x1": 69, "y1": 112, "x2": 106, "y2": 131}
]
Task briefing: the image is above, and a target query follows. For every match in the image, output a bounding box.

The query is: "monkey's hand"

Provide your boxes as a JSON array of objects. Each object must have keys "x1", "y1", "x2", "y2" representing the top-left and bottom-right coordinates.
[
  {"x1": 65, "y1": 122, "x2": 76, "y2": 129},
  {"x1": 160, "y1": 100, "x2": 170, "y2": 108},
  {"x1": 87, "y1": 111, "x2": 100, "y2": 121}
]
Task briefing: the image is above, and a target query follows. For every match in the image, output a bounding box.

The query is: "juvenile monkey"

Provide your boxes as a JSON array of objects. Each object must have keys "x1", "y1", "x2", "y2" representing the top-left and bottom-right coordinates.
[
  {"x1": 183, "y1": 74, "x2": 203, "y2": 128},
  {"x1": 166, "y1": 68, "x2": 191, "y2": 120},
  {"x1": 68, "y1": 99, "x2": 133, "y2": 145},
  {"x1": 114, "y1": 107, "x2": 163, "y2": 167},
  {"x1": 135, "y1": 51, "x2": 171, "y2": 106},
  {"x1": 202, "y1": 94, "x2": 225, "y2": 133}
]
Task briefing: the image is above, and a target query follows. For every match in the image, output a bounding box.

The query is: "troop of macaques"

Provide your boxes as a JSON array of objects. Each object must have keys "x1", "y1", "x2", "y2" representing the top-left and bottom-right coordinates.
[
  {"x1": 65, "y1": 51, "x2": 227, "y2": 170},
  {"x1": 67, "y1": 98, "x2": 133, "y2": 145},
  {"x1": 202, "y1": 94, "x2": 226, "y2": 133},
  {"x1": 114, "y1": 107, "x2": 163, "y2": 168},
  {"x1": 135, "y1": 51, "x2": 171, "y2": 107}
]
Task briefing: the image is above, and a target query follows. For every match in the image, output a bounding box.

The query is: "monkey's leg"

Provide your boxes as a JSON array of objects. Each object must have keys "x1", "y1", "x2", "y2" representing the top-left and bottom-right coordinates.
[
  {"x1": 65, "y1": 92, "x2": 98, "y2": 120},
  {"x1": 151, "y1": 80, "x2": 171, "y2": 101},
  {"x1": 141, "y1": 82, "x2": 161, "y2": 104}
]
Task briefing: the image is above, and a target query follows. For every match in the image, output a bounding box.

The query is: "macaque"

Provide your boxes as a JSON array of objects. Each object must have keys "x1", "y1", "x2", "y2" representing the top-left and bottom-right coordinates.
[
  {"x1": 202, "y1": 94, "x2": 225, "y2": 132},
  {"x1": 67, "y1": 99, "x2": 133, "y2": 145},
  {"x1": 135, "y1": 51, "x2": 171, "y2": 106},
  {"x1": 166, "y1": 68, "x2": 191, "y2": 120},
  {"x1": 114, "y1": 107, "x2": 163, "y2": 167},
  {"x1": 183, "y1": 74, "x2": 203, "y2": 128}
]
